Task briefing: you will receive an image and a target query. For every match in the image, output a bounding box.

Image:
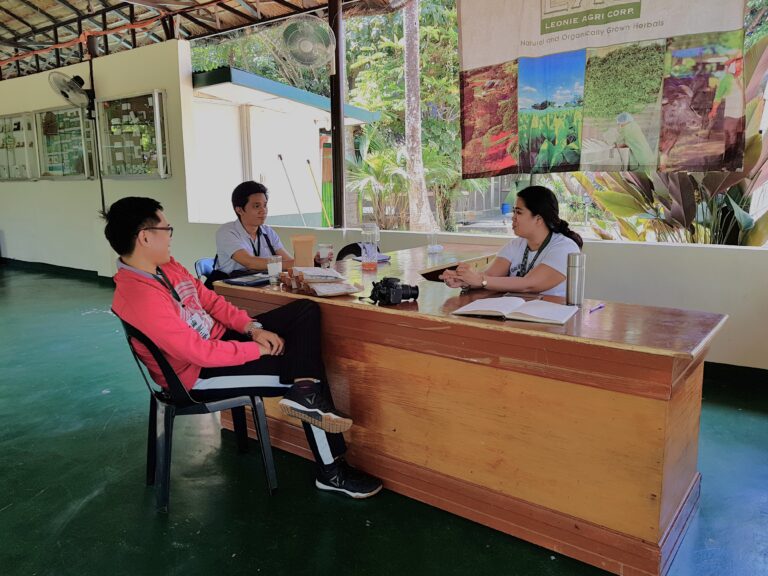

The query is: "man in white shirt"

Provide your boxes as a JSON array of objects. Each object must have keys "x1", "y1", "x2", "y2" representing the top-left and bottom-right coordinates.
[{"x1": 215, "y1": 181, "x2": 295, "y2": 276}]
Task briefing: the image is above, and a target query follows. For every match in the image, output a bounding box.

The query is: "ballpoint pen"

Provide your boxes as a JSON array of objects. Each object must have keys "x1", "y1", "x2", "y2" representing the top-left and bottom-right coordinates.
[{"x1": 588, "y1": 302, "x2": 605, "y2": 314}]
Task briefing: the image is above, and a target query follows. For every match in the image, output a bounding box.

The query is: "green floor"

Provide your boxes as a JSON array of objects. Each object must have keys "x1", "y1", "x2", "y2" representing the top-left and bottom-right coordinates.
[{"x1": 1, "y1": 266, "x2": 766, "y2": 576}]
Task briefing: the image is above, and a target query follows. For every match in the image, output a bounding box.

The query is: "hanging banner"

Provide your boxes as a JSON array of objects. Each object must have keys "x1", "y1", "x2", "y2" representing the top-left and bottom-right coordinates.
[
  {"x1": 458, "y1": 0, "x2": 744, "y2": 68},
  {"x1": 458, "y1": 0, "x2": 747, "y2": 176}
]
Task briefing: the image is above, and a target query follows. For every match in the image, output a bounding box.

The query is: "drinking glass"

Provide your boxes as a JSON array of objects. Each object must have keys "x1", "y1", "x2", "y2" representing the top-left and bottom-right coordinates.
[
  {"x1": 317, "y1": 243, "x2": 333, "y2": 268},
  {"x1": 267, "y1": 255, "x2": 282, "y2": 288}
]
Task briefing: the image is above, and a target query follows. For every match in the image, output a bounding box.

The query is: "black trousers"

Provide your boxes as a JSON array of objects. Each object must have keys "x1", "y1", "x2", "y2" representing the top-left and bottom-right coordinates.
[{"x1": 192, "y1": 299, "x2": 346, "y2": 467}]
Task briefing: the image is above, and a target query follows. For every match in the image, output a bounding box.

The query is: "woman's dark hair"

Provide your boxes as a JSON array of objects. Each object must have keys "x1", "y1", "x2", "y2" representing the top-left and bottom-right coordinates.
[
  {"x1": 232, "y1": 181, "x2": 269, "y2": 214},
  {"x1": 101, "y1": 196, "x2": 163, "y2": 256},
  {"x1": 517, "y1": 185, "x2": 583, "y2": 248}
]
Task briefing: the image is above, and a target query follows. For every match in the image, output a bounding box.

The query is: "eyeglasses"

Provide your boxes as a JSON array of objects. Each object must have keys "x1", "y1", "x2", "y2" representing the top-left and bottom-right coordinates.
[{"x1": 139, "y1": 226, "x2": 174, "y2": 237}]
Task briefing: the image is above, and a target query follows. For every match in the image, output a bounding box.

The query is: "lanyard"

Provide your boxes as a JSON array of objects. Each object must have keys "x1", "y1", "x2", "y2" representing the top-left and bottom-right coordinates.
[
  {"x1": 154, "y1": 267, "x2": 184, "y2": 306},
  {"x1": 516, "y1": 232, "x2": 553, "y2": 277},
  {"x1": 249, "y1": 227, "x2": 276, "y2": 257}
]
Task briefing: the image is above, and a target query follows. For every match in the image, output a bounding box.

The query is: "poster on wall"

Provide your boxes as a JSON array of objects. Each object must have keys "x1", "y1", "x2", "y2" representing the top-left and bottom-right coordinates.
[
  {"x1": 659, "y1": 31, "x2": 745, "y2": 171},
  {"x1": 581, "y1": 40, "x2": 665, "y2": 171},
  {"x1": 460, "y1": 61, "x2": 519, "y2": 178},
  {"x1": 518, "y1": 50, "x2": 585, "y2": 173},
  {"x1": 457, "y1": 0, "x2": 747, "y2": 177}
]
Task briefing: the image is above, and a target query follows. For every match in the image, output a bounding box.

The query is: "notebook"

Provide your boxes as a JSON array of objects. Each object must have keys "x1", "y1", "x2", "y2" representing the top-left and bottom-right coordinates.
[
  {"x1": 451, "y1": 296, "x2": 578, "y2": 325},
  {"x1": 222, "y1": 273, "x2": 271, "y2": 287}
]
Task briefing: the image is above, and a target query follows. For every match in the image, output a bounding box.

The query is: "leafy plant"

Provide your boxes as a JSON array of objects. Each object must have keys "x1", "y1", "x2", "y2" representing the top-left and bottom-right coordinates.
[{"x1": 583, "y1": 42, "x2": 665, "y2": 119}]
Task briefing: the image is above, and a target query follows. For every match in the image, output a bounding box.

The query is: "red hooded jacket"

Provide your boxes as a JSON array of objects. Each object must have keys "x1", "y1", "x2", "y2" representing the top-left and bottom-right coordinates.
[{"x1": 112, "y1": 258, "x2": 260, "y2": 390}]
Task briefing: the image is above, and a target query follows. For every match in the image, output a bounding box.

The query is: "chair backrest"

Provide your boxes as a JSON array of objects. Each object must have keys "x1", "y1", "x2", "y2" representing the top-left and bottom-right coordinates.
[
  {"x1": 336, "y1": 242, "x2": 362, "y2": 261},
  {"x1": 113, "y1": 310, "x2": 198, "y2": 407},
  {"x1": 336, "y1": 242, "x2": 384, "y2": 261},
  {"x1": 194, "y1": 257, "x2": 216, "y2": 279}
]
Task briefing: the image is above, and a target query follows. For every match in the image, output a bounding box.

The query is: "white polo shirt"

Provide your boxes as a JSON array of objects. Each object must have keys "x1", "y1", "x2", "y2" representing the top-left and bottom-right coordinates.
[
  {"x1": 215, "y1": 219, "x2": 285, "y2": 274},
  {"x1": 496, "y1": 232, "x2": 580, "y2": 297}
]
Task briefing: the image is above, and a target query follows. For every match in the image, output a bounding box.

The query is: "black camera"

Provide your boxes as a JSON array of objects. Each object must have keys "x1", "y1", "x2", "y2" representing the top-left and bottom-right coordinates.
[{"x1": 369, "y1": 277, "x2": 419, "y2": 305}]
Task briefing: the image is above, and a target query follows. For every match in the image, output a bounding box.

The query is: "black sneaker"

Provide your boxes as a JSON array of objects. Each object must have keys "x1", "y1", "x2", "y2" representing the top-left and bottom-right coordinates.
[
  {"x1": 279, "y1": 384, "x2": 353, "y2": 433},
  {"x1": 316, "y1": 459, "x2": 383, "y2": 499}
]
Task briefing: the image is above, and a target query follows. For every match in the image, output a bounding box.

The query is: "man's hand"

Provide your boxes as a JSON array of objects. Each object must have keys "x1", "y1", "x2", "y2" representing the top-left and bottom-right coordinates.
[{"x1": 251, "y1": 329, "x2": 285, "y2": 355}]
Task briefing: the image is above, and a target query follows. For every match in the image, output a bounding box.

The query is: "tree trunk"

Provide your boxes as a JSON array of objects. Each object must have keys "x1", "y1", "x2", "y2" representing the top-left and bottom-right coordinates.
[
  {"x1": 403, "y1": 0, "x2": 437, "y2": 231},
  {"x1": 344, "y1": 126, "x2": 360, "y2": 226}
]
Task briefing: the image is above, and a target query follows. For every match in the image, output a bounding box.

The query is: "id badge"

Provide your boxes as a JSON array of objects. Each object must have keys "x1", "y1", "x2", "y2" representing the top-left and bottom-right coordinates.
[{"x1": 187, "y1": 312, "x2": 211, "y2": 340}]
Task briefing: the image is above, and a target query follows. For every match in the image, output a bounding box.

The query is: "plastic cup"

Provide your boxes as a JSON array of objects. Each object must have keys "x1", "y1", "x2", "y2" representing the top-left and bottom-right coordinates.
[{"x1": 267, "y1": 255, "x2": 282, "y2": 288}]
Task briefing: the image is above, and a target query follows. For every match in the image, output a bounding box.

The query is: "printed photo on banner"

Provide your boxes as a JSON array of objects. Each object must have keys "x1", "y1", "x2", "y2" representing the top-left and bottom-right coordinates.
[
  {"x1": 660, "y1": 30, "x2": 745, "y2": 172},
  {"x1": 581, "y1": 40, "x2": 664, "y2": 171},
  {"x1": 518, "y1": 50, "x2": 585, "y2": 173},
  {"x1": 460, "y1": 61, "x2": 519, "y2": 178}
]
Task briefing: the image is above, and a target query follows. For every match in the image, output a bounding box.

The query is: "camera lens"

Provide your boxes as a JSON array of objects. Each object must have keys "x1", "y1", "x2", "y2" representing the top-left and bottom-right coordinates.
[{"x1": 400, "y1": 284, "x2": 419, "y2": 300}]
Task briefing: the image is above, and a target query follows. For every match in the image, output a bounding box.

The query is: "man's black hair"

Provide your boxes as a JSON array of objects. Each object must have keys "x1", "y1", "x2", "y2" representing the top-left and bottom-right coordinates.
[
  {"x1": 231, "y1": 181, "x2": 269, "y2": 215},
  {"x1": 101, "y1": 196, "x2": 163, "y2": 256}
]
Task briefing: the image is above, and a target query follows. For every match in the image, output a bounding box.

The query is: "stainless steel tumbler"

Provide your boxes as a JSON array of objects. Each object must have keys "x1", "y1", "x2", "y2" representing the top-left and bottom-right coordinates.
[{"x1": 566, "y1": 253, "x2": 586, "y2": 307}]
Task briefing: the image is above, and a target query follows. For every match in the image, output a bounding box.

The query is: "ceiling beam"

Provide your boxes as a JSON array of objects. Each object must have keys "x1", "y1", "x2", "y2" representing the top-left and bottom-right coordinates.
[
  {"x1": 232, "y1": 0, "x2": 262, "y2": 19},
  {"x1": 269, "y1": 0, "x2": 301, "y2": 11},
  {"x1": 218, "y1": 2, "x2": 260, "y2": 24},
  {"x1": 180, "y1": 11, "x2": 218, "y2": 33}
]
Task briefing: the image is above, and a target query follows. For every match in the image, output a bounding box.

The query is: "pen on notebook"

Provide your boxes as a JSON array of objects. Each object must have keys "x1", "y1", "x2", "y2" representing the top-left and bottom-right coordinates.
[{"x1": 588, "y1": 303, "x2": 605, "y2": 314}]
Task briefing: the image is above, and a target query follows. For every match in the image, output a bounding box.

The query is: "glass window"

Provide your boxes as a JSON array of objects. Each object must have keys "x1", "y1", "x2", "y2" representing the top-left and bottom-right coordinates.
[
  {"x1": 36, "y1": 108, "x2": 94, "y2": 178},
  {"x1": 98, "y1": 92, "x2": 170, "y2": 177},
  {"x1": 0, "y1": 114, "x2": 38, "y2": 180}
]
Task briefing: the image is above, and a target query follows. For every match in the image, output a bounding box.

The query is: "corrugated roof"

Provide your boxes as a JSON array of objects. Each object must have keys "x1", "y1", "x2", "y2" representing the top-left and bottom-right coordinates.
[{"x1": 1, "y1": 0, "x2": 399, "y2": 80}]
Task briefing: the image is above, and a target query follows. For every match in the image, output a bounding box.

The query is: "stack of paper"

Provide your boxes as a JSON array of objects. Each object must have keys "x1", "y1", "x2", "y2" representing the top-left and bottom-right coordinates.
[
  {"x1": 292, "y1": 267, "x2": 345, "y2": 283},
  {"x1": 310, "y1": 282, "x2": 362, "y2": 297}
]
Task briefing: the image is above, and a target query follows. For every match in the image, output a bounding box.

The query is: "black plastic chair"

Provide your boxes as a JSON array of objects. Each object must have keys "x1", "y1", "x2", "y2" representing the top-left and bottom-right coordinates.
[
  {"x1": 114, "y1": 312, "x2": 277, "y2": 512},
  {"x1": 337, "y1": 242, "x2": 388, "y2": 261},
  {"x1": 335, "y1": 242, "x2": 362, "y2": 260}
]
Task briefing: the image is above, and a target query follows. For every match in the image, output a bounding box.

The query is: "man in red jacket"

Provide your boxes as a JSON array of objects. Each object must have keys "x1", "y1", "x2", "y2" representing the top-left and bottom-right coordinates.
[{"x1": 104, "y1": 196, "x2": 382, "y2": 499}]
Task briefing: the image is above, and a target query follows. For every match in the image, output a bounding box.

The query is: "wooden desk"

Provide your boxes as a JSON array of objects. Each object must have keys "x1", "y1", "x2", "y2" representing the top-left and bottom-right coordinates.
[{"x1": 215, "y1": 244, "x2": 726, "y2": 576}]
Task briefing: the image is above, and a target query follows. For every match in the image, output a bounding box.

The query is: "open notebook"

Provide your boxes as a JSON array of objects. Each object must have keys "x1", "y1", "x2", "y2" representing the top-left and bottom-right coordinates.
[{"x1": 452, "y1": 296, "x2": 578, "y2": 325}]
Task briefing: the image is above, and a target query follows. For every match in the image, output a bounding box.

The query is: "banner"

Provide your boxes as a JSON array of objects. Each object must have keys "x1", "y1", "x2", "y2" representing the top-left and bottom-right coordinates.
[{"x1": 458, "y1": 0, "x2": 747, "y2": 176}]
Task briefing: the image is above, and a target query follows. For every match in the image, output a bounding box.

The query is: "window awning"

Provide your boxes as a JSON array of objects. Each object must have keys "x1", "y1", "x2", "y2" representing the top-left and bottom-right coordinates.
[{"x1": 192, "y1": 66, "x2": 379, "y2": 126}]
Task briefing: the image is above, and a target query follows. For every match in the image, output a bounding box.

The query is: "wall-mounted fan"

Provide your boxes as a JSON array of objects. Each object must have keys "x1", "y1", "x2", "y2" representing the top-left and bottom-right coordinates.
[
  {"x1": 48, "y1": 72, "x2": 94, "y2": 113},
  {"x1": 47, "y1": 37, "x2": 105, "y2": 212},
  {"x1": 276, "y1": 15, "x2": 337, "y2": 73}
]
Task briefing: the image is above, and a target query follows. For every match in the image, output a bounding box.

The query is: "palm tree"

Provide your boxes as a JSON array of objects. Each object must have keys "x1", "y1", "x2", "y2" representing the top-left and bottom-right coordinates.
[{"x1": 403, "y1": 0, "x2": 438, "y2": 231}]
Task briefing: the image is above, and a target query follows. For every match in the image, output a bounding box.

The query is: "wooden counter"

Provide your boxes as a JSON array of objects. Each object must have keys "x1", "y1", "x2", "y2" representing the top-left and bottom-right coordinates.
[{"x1": 215, "y1": 244, "x2": 726, "y2": 576}]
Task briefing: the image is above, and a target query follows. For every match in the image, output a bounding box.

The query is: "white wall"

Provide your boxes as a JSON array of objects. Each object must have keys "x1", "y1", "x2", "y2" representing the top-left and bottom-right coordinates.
[
  {"x1": 1, "y1": 41, "x2": 766, "y2": 370},
  {"x1": 249, "y1": 106, "x2": 323, "y2": 224},
  {"x1": 186, "y1": 102, "x2": 324, "y2": 227},
  {"x1": 186, "y1": 99, "x2": 244, "y2": 224}
]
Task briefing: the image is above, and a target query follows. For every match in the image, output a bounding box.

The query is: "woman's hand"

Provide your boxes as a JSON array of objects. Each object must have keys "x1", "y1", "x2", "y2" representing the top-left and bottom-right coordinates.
[
  {"x1": 456, "y1": 267, "x2": 483, "y2": 289},
  {"x1": 440, "y1": 269, "x2": 468, "y2": 289},
  {"x1": 251, "y1": 329, "x2": 285, "y2": 355}
]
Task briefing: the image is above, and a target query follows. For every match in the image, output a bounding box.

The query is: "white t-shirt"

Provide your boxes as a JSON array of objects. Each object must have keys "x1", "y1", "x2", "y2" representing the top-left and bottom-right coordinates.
[
  {"x1": 215, "y1": 220, "x2": 285, "y2": 274},
  {"x1": 496, "y1": 233, "x2": 580, "y2": 297}
]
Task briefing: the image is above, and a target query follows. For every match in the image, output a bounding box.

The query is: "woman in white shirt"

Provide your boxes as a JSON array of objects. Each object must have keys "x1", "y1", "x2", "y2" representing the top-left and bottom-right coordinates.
[{"x1": 442, "y1": 186, "x2": 583, "y2": 297}]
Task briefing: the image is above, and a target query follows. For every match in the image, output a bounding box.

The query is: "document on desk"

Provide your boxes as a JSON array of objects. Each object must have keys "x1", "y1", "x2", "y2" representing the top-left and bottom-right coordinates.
[
  {"x1": 293, "y1": 267, "x2": 345, "y2": 283},
  {"x1": 310, "y1": 282, "x2": 362, "y2": 297},
  {"x1": 452, "y1": 296, "x2": 577, "y2": 325}
]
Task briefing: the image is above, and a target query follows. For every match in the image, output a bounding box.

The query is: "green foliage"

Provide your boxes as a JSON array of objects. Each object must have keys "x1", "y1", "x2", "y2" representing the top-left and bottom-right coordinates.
[
  {"x1": 583, "y1": 43, "x2": 664, "y2": 119},
  {"x1": 191, "y1": 29, "x2": 331, "y2": 96},
  {"x1": 520, "y1": 109, "x2": 582, "y2": 172},
  {"x1": 745, "y1": 0, "x2": 768, "y2": 51}
]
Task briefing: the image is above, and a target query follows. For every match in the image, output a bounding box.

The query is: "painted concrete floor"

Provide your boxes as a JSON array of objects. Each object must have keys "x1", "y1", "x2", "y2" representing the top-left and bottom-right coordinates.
[{"x1": 1, "y1": 266, "x2": 766, "y2": 576}]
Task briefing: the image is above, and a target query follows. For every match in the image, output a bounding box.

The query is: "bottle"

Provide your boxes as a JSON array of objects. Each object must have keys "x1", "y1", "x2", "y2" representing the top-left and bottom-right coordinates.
[{"x1": 566, "y1": 253, "x2": 586, "y2": 307}]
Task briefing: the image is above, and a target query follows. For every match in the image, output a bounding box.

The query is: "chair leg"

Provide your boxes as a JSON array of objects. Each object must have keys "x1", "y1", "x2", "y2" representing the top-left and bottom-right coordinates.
[
  {"x1": 155, "y1": 403, "x2": 175, "y2": 513},
  {"x1": 146, "y1": 395, "x2": 157, "y2": 486},
  {"x1": 231, "y1": 406, "x2": 250, "y2": 453},
  {"x1": 251, "y1": 397, "x2": 277, "y2": 494}
]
